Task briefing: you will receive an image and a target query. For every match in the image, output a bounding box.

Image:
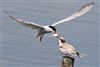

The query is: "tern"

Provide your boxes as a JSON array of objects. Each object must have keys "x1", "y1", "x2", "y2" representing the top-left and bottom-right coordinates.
[
  {"x1": 53, "y1": 33, "x2": 80, "y2": 58},
  {"x1": 5, "y1": 2, "x2": 94, "y2": 41}
]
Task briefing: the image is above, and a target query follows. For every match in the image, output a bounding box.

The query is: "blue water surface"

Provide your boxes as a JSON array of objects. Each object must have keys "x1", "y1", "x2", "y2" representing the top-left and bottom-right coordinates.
[{"x1": 1, "y1": 0, "x2": 99, "y2": 67}]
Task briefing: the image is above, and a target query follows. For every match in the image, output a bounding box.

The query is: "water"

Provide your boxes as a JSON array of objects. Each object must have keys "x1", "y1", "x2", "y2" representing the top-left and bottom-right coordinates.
[{"x1": 1, "y1": 0, "x2": 99, "y2": 67}]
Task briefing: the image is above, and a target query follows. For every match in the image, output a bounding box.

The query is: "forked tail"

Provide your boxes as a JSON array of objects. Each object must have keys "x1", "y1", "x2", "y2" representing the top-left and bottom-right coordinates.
[{"x1": 76, "y1": 52, "x2": 88, "y2": 58}]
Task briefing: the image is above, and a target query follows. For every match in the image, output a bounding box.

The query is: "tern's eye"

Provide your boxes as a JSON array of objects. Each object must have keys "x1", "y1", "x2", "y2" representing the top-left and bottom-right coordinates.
[
  {"x1": 71, "y1": 53, "x2": 75, "y2": 55},
  {"x1": 60, "y1": 46, "x2": 63, "y2": 48}
]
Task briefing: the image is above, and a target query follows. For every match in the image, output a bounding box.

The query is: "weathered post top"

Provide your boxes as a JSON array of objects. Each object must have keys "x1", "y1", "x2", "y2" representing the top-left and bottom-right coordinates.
[{"x1": 61, "y1": 56, "x2": 75, "y2": 67}]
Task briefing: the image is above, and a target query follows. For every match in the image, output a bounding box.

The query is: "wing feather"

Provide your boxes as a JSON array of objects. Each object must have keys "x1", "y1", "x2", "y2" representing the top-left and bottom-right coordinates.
[
  {"x1": 51, "y1": 2, "x2": 94, "y2": 26},
  {"x1": 5, "y1": 10, "x2": 43, "y2": 29}
]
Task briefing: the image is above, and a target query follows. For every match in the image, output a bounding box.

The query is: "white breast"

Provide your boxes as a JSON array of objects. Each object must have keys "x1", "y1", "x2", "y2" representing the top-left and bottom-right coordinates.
[{"x1": 59, "y1": 43, "x2": 77, "y2": 56}]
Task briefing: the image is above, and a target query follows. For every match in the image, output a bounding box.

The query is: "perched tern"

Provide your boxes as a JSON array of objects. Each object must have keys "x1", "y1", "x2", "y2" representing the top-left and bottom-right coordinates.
[
  {"x1": 5, "y1": 2, "x2": 94, "y2": 41},
  {"x1": 53, "y1": 33, "x2": 80, "y2": 58}
]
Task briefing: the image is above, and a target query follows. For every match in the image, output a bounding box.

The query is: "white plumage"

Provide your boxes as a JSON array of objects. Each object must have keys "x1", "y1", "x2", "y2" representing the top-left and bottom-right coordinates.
[{"x1": 53, "y1": 33, "x2": 80, "y2": 58}]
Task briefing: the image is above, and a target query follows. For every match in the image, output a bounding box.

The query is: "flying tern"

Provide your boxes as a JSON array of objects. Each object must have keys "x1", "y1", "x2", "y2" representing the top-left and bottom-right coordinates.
[{"x1": 5, "y1": 2, "x2": 94, "y2": 41}]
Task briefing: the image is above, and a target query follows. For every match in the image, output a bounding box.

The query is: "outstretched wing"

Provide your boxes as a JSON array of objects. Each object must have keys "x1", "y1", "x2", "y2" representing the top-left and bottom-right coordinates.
[
  {"x1": 51, "y1": 2, "x2": 94, "y2": 26},
  {"x1": 5, "y1": 10, "x2": 43, "y2": 29}
]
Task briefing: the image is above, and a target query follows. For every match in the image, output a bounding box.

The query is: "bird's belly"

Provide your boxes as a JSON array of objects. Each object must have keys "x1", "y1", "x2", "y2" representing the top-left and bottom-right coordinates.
[
  {"x1": 38, "y1": 28, "x2": 49, "y2": 33},
  {"x1": 59, "y1": 48, "x2": 69, "y2": 55}
]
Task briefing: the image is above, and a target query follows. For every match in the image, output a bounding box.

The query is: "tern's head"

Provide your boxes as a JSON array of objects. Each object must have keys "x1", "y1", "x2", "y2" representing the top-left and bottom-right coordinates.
[
  {"x1": 49, "y1": 26, "x2": 56, "y2": 32},
  {"x1": 59, "y1": 37, "x2": 66, "y2": 43},
  {"x1": 52, "y1": 33, "x2": 66, "y2": 43}
]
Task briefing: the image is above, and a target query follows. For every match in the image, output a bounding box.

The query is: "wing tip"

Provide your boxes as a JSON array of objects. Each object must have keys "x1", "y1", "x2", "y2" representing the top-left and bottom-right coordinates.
[
  {"x1": 87, "y1": 2, "x2": 95, "y2": 7},
  {"x1": 90, "y1": 2, "x2": 95, "y2": 5},
  {"x1": 4, "y1": 10, "x2": 12, "y2": 18},
  {"x1": 4, "y1": 10, "x2": 9, "y2": 15}
]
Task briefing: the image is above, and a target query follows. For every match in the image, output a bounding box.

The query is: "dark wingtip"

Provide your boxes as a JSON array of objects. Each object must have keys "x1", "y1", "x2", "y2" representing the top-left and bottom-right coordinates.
[
  {"x1": 90, "y1": 2, "x2": 95, "y2": 5},
  {"x1": 4, "y1": 10, "x2": 9, "y2": 15},
  {"x1": 4, "y1": 10, "x2": 12, "y2": 18},
  {"x1": 76, "y1": 52, "x2": 80, "y2": 57},
  {"x1": 87, "y1": 2, "x2": 95, "y2": 6}
]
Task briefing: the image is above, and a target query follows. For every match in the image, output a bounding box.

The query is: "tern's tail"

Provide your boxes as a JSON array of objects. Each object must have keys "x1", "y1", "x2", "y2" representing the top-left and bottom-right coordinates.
[
  {"x1": 76, "y1": 52, "x2": 88, "y2": 58},
  {"x1": 76, "y1": 52, "x2": 80, "y2": 57}
]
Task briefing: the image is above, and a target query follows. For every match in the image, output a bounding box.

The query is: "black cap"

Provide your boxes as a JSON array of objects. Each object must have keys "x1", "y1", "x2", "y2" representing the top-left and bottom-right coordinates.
[{"x1": 49, "y1": 26, "x2": 56, "y2": 32}]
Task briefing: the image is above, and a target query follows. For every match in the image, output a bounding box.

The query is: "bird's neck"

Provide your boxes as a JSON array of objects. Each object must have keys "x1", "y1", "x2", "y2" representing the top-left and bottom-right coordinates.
[{"x1": 59, "y1": 40, "x2": 63, "y2": 46}]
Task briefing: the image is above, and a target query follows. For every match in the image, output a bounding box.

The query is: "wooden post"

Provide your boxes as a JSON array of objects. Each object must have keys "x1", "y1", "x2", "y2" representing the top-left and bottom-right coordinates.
[{"x1": 61, "y1": 56, "x2": 75, "y2": 67}]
